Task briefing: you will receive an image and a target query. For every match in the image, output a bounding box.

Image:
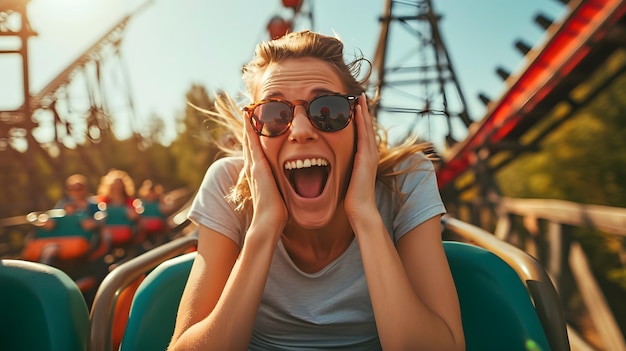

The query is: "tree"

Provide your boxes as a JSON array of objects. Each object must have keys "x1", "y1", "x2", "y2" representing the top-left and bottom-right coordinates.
[{"x1": 169, "y1": 85, "x2": 225, "y2": 191}]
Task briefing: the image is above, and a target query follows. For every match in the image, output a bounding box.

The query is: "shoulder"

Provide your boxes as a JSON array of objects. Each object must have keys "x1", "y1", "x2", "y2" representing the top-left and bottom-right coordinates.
[
  {"x1": 376, "y1": 151, "x2": 445, "y2": 240},
  {"x1": 391, "y1": 152, "x2": 437, "y2": 189},
  {"x1": 197, "y1": 156, "x2": 244, "y2": 197},
  {"x1": 198, "y1": 156, "x2": 244, "y2": 191},
  {"x1": 395, "y1": 151, "x2": 435, "y2": 173},
  {"x1": 213, "y1": 155, "x2": 244, "y2": 168},
  {"x1": 54, "y1": 197, "x2": 71, "y2": 209},
  {"x1": 376, "y1": 151, "x2": 437, "y2": 195},
  {"x1": 205, "y1": 156, "x2": 243, "y2": 180}
]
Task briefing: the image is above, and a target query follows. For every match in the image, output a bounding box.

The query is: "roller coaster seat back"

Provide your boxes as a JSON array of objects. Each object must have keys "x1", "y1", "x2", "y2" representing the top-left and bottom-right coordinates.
[
  {"x1": 117, "y1": 242, "x2": 553, "y2": 351},
  {"x1": 0, "y1": 259, "x2": 89, "y2": 351},
  {"x1": 119, "y1": 252, "x2": 195, "y2": 350},
  {"x1": 444, "y1": 241, "x2": 551, "y2": 351},
  {"x1": 138, "y1": 200, "x2": 167, "y2": 231},
  {"x1": 101, "y1": 204, "x2": 137, "y2": 246}
]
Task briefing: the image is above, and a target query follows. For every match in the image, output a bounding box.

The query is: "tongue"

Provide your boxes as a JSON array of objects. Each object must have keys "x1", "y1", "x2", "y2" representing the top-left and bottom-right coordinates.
[{"x1": 292, "y1": 167, "x2": 327, "y2": 198}]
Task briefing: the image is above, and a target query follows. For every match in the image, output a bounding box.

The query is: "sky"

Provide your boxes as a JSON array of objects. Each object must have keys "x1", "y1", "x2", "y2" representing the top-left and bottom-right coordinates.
[{"x1": 1, "y1": 0, "x2": 569, "y2": 150}]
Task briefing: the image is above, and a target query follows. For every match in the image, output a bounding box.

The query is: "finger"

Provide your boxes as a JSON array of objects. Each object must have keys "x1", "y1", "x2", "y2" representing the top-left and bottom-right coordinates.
[
  {"x1": 242, "y1": 112, "x2": 254, "y2": 183},
  {"x1": 356, "y1": 93, "x2": 377, "y2": 155},
  {"x1": 354, "y1": 98, "x2": 366, "y2": 145},
  {"x1": 243, "y1": 112, "x2": 274, "y2": 183},
  {"x1": 242, "y1": 125, "x2": 250, "y2": 165},
  {"x1": 244, "y1": 113, "x2": 264, "y2": 159}
]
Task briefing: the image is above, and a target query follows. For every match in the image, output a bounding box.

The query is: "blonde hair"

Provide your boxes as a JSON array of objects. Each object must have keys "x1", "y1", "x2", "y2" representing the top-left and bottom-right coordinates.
[
  {"x1": 65, "y1": 174, "x2": 88, "y2": 188},
  {"x1": 97, "y1": 169, "x2": 136, "y2": 200},
  {"x1": 197, "y1": 30, "x2": 433, "y2": 211},
  {"x1": 138, "y1": 179, "x2": 164, "y2": 198}
]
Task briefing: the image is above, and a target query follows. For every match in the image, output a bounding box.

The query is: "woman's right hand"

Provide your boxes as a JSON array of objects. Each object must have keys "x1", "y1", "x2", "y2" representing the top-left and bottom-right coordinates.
[{"x1": 243, "y1": 115, "x2": 288, "y2": 239}]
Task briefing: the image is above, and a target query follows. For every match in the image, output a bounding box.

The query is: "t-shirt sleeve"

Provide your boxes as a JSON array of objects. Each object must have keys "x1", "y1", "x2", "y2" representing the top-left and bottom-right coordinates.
[
  {"x1": 392, "y1": 153, "x2": 446, "y2": 242},
  {"x1": 187, "y1": 157, "x2": 246, "y2": 247}
]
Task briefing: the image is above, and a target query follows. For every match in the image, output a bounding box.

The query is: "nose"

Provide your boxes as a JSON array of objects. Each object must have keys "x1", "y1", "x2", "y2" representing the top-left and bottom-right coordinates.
[{"x1": 288, "y1": 105, "x2": 317, "y2": 142}]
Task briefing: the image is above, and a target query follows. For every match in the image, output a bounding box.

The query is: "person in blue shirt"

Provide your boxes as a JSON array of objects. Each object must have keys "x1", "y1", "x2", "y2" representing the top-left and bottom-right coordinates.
[
  {"x1": 54, "y1": 174, "x2": 101, "y2": 230},
  {"x1": 23, "y1": 174, "x2": 102, "y2": 262}
]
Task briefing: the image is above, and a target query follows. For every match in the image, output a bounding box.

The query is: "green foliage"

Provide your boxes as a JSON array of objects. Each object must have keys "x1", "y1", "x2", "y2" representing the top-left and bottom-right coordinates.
[
  {"x1": 498, "y1": 74, "x2": 626, "y2": 207},
  {"x1": 168, "y1": 85, "x2": 224, "y2": 190}
]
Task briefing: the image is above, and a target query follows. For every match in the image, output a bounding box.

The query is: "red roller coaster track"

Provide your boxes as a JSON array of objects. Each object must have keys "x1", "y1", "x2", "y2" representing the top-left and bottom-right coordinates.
[{"x1": 437, "y1": 0, "x2": 626, "y2": 189}]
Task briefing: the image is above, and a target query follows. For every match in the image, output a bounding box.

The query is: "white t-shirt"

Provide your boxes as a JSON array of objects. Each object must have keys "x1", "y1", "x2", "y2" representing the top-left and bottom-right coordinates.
[{"x1": 188, "y1": 153, "x2": 446, "y2": 350}]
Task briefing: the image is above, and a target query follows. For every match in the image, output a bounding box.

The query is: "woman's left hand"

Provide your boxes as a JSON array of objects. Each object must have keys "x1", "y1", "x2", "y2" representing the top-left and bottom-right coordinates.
[{"x1": 344, "y1": 93, "x2": 380, "y2": 222}]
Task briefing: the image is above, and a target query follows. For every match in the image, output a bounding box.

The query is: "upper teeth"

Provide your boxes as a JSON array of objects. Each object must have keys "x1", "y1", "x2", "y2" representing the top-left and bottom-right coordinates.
[{"x1": 284, "y1": 158, "x2": 328, "y2": 170}]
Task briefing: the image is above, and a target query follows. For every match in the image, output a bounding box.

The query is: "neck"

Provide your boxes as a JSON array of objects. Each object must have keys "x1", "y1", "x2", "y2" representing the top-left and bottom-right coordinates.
[{"x1": 281, "y1": 205, "x2": 354, "y2": 273}]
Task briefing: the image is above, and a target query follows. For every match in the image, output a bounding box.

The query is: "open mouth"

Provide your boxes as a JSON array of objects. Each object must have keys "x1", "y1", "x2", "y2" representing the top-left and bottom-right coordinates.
[{"x1": 284, "y1": 158, "x2": 330, "y2": 198}]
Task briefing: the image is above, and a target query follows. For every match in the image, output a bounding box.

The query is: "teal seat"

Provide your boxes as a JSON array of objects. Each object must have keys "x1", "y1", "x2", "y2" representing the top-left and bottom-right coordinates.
[
  {"x1": 118, "y1": 243, "x2": 553, "y2": 351},
  {"x1": 444, "y1": 241, "x2": 551, "y2": 351},
  {"x1": 104, "y1": 205, "x2": 135, "y2": 226},
  {"x1": 34, "y1": 212, "x2": 97, "y2": 240},
  {"x1": 0, "y1": 259, "x2": 89, "y2": 351},
  {"x1": 119, "y1": 252, "x2": 196, "y2": 351}
]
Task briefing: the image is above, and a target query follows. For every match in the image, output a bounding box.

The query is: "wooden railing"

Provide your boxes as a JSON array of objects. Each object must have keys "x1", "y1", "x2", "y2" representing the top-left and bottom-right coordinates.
[{"x1": 493, "y1": 197, "x2": 626, "y2": 351}]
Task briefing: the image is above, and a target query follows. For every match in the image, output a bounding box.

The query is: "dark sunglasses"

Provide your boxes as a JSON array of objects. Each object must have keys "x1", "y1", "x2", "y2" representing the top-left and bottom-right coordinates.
[{"x1": 243, "y1": 93, "x2": 359, "y2": 137}]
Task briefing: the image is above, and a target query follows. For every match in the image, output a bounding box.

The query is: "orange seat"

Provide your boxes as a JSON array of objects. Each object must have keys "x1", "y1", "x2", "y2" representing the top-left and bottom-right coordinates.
[{"x1": 22, "y1": 237, "x2": 91, "y2": 261}]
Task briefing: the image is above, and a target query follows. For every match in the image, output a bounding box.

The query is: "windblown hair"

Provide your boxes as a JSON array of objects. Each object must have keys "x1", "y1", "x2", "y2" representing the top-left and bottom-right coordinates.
[
  {"x1": 97, "y1": 169, "x2": 136, "y2": 200},
  {"x1": 196, "y1": 30, "x2": 433, "y2": 211}
]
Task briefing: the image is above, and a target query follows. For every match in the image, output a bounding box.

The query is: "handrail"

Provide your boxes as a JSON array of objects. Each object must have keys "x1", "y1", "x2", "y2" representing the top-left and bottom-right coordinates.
[
  {"x1": 441, "y1": 215, "x2": 571, "y2": 351},
  {"x1": 498, "y1": 197, "x2": 626, "y2": 236},
  {"x1": 494, "y1": 197, "x2": 626, "y2": 350},
  {"x1": 88, "y1": 229, "x2": 198, "y2": 351}
]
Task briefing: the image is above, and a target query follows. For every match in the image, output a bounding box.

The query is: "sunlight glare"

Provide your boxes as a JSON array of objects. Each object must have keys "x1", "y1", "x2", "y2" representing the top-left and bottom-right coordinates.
[{"x1": 28, "y1": 0, "x2": 126, "y2": 31}]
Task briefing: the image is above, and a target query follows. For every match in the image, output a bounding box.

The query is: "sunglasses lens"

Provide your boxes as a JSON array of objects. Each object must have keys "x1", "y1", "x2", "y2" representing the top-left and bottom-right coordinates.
[
  {"x1": 253, "y1": 101, "x2": 292, "y2": 136},
  {"x1": 249, "y1": 95, "x2": 355, "y2": 137},
  {"x1": 309, "y1": 96, "x2": 352, "y2": 132}
]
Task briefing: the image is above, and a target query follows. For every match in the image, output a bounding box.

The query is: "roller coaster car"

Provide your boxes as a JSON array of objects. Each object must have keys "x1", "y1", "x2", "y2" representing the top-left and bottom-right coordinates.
[
  {"x1": 86, "y1": 228, "x2": 569, "y2": 351},
  {"x1": 22, "y1": 209, "x2": 108, "y2": 265},
  {"x1": 1, "y1": 220, "x2": 568, "y2": 350},
  {"x1": 21, "y1": 209, "x2": 111, "y2": 302}
]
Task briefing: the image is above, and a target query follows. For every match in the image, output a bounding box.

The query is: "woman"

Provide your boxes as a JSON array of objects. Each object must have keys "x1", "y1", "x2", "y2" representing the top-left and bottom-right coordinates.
[
  {"x1": 169, "y1": 30, "x2": 464, "y2": 350},
  {"x1": 96, "y1": 169, "x2": 141, "y2": 247}
]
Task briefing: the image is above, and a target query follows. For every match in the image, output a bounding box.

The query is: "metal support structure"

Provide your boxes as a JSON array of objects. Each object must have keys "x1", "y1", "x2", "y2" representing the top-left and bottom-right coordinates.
[
  {"x1": 372, "y1": 0, "x2": 473, "y2": 150},
  {"x1": 0, "y1": 0, "x2": 42, "y2": 211},
  {"x1": 0, "y1": 2, "x2": 147, "y2": 217}
]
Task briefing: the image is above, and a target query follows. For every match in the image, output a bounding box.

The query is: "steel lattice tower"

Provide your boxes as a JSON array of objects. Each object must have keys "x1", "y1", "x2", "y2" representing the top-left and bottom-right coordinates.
[{"x1": 372, "y1": 0, "x2": 473, "y2": 151}]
